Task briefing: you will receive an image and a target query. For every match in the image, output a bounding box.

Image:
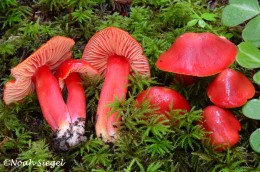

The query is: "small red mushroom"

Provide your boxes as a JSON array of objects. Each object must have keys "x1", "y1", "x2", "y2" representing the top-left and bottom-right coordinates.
[
  {"x1": 207, "y1": 68, "x2": 255, "y2": 108},
  {"x1": 200, "y1": 105, "x2": 241, "y2": 151},
  {"x1": 54, "y1": 59, "x2": 99, "y2": 149},
  {"x1": 82, "y1": 27, "x2": 150, "y2": 142},
  {"x1": 156, "y1": 32, "x2": 237, "y2": 77},
  {"x1": 3, "y1": 37, "x2": 99, "y2": 151},
  {"x1": 136, "y1": 86, "x2": 190, "y2": 120}
]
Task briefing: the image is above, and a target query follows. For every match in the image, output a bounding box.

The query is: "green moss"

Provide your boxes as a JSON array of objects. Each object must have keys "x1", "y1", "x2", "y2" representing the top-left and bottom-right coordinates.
[{"x1": 0, "y1": 0, "x2": 259, "y2": 171}]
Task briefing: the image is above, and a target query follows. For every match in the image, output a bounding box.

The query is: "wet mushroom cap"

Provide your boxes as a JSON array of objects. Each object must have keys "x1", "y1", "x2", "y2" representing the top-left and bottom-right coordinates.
[
  {"x1": 82, "y1": 27, "x2": 150, "y2": 77},
  {"x1": 3, "y1": 36, "x2": 75, "y2": 104},
  {"x1": 201, "y1": 105, "x2": 241, "y2": 150},
  {"x1": 136, "y1": 86, "x2": 190, "y2": 116},
  {"x1": 156, "y1": 32, "x2": 237, "y2": 76},
  {"x1": 207, "y1": 68, "x2": 255, "y2": 108}
]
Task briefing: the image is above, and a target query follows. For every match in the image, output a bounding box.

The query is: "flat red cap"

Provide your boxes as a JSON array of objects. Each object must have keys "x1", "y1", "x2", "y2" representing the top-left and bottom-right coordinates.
[{"x1": 156, "y1": 32, "x2": 237, "y2": 76}]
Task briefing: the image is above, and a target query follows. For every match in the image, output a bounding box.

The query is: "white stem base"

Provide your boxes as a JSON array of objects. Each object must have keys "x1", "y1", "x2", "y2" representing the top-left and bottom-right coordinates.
[{"x1": 53, "y1": 118, "x2": 86, "y2": 151}]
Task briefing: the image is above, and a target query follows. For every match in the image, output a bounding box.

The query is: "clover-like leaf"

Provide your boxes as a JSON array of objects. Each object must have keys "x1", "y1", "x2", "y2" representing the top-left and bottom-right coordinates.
[
  {"x1": 221, "y1": 0, "x2": 260, "y2": 27},
  {"x1": 201, "y1": 13, "x2": 217, "y2": 21},
  {"x1": 242, "y1": 99, "x2": 260, "y2": 120},
  {"x1": 253, "y1": 71, "x2": 260, "y2": 84},
  {"x1": 187, "y1": 19, "x2": 198, "y2": 27},
  {"x1": 242, "y1": 15, "x2": 260, "y2": 48},
  {"x1": 236, "y1": 42, "x2": 260, "y2": 69},
  {"x1": 198, "y1": 20, "x2": 206, "y2": 28},
  {"x1": 250, "y1": 128, "x2": 260, "y2": 153}
]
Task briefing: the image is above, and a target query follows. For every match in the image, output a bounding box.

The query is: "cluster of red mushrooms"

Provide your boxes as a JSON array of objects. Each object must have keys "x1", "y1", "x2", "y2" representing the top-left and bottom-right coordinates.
[
  {"x1": 3, "y1": 27, "x2": 255, "y2": 151},
  {"x1": 154, "y1": 32, "x2": 255, "y2": 150}
]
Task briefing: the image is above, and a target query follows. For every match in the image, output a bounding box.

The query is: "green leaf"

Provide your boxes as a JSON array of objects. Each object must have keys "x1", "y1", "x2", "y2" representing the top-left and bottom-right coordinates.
[
  {"x1": 236, "y1": 42, "x2": 260, "y2": 68},
  {"x1": 250, "y1": 128, "x2": 260, "y2": 153},
  {"x1": 187, "y1": 19, "x2": 198, "y2": 27},
  {"x1": 221, "y1": 0, "x2": 260, "y2": 27},
  {"x1": 242, "y1": 99, "x2": 260, "y2": 120},
  {"x1": 242, "y1": 15, "x2": 260, "y2": 48},
  {"x1": 198, "y1": 19, "x2": 206, "y2": 28},
  {"x1": 201, "y1": 13, "x2": 217, "y2": 21},
  {"x1": 253, "y1": 71, "x2": 260, "y2": 84}
]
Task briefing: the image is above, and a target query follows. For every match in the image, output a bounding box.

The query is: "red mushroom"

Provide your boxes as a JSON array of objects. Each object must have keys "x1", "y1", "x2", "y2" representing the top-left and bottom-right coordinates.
[
  {"x1": 207, "y1": 68, "x2": 255, "y2": 108},
  {"x1": 54, "y1": 59, "x2": 99, "y2": 149},
  {"x1": 3, "y1": 37, "x2": 99, "y2": 150},
  {"x1": 136, "y1": 86, "x2": 190, "y2": 121},
  {"x1": 156, "y1": 32, "x2": 237, "y2": 77},
  {"x1": 56, "y1": 59, "x2": 99, "y2": 89},
  {"x1": 3, "y1": 36, "x2": 73, "y2": 104},
  {"x1": 82, "y1": 27, "x2": 150, "y2": 142},
  {"x1": 200, "y1": 105, "x2": 241, "y2": 151}
]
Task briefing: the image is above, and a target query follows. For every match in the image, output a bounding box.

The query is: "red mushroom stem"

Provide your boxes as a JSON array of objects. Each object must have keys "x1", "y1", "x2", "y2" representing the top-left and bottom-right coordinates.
[
  {"x1": 32, "y1": 59, "x2": 99, "y2": 151},
  {"x1": 65, "y1": 72, "x2": 86, "y2": 123},
  {"x1": 53, "y1": 59, "x2": 99, "y2": 150},
  {"x1": 96, "y1": 55, "x2": 130, "y2": 141},
  {"x1": 33, "y1": 65, "x2": 70, "y2": 132},
  {"x1": 33, "y1": 65, "x2": 87, "y2": 150},
  {"x1": 54, "y1": 72, "x2": 86, "y2": 150}
]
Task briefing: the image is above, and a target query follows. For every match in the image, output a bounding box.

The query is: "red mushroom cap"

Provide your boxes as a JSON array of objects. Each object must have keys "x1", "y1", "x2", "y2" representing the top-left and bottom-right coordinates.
[
  {"x1": 55, "y1": 59, "x2": 100, "y2": 89},
  {"x1": 82, "y1": 27, "x2": 150, "y2": 77},
  {"x1": 156, "y1": 32, "x2": 237, "y2": 76},
  {"x1": 136, "y1": 86, "x2": 190, "y2": 118},
  {"x1": 201, "y1": 105, "x2": 241, "y2": 151},
  {"x1": 3, "y1": 36, "x2": 75, "y2": 104},
  {"x1": 207, "y1": 68, "x2": 255, "y2": 108}
]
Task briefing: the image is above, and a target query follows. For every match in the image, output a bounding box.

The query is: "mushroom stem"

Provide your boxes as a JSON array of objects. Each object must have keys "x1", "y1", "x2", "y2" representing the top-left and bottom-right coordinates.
[
  {"x1": 65, "y1": 72, "x2": 86, "y2": 122},
  {"x1": 33, "y1": 65, "x2": 87, "y2": 151},
  {"x1": 33, "y1": 65, "x2": 70, "y2": 131},
  {"x1": 96, "y1": 55, "x2": 130, "y2": 142},
  {"x1": 64, "y1": 72, "x2": 86, "y2": 145}
]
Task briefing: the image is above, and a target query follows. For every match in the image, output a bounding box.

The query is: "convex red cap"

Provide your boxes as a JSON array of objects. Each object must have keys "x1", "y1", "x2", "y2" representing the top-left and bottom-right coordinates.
[
  {"x1": 207, "y1": 68, "x2": 255, "y2": 108},
  {"x1": 136, "y1": 86, "x2": 190, "y2": 116},
  {"x1": 201, "y1": 105, "x2": 241, "y2": 151},
  {"x1": 156, "y1": 32, "x2": 237, "y2": 76}
]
